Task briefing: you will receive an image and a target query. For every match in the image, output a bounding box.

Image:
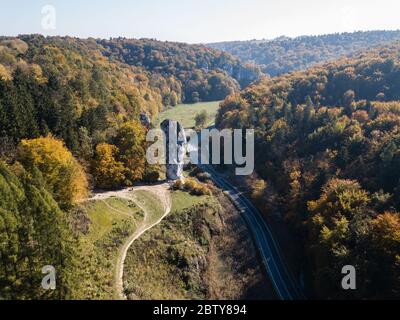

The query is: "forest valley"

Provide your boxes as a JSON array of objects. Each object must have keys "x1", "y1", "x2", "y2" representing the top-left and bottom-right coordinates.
[{"x1": 0, "y1": 31, "x2": 400, "y2": 300}]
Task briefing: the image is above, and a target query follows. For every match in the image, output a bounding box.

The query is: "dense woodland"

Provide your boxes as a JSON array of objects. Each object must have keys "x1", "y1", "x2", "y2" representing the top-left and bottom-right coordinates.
[
  {"x1": 1, "y1": 31, "x2": 400, "y2": 299},
  {"x1": 98, "y1": 38, "x2": 262, "y2": 102},
  {"x1": 0, "y1": 162, "x2": 76, "y2": 299},
  {"x1": 217, "y1": 44, "x2": 400, "y2": 299},
  {"x1": 0, "y1": 35, "x2": 258, "y2": 299},
  {"x1": 0, "y1": 35, "x2": 259, "y2": 186},
  {"x1": 0, "y1": 35, "x2": 164, "y2": 153},
  {"x1": 0, "y1": 35, "x2": 260, "y2": 152},
  {"x1": 209, "y1": 30, "x2": 400, "y2": 76},
  {"x1": 0, "y1": 36, "x2": 153, "y2": 299}
]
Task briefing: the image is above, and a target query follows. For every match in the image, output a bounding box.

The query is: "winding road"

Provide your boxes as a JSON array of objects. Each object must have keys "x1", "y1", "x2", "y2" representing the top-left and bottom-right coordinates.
[{"x1": 199, "y1": 164, "x2": 306, "y2": 300}]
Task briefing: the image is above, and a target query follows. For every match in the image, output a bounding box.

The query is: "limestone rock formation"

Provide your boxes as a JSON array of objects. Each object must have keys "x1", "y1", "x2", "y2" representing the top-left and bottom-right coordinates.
[{"x1": 160, "y1": 120, "x2": 187, "y2": 181}]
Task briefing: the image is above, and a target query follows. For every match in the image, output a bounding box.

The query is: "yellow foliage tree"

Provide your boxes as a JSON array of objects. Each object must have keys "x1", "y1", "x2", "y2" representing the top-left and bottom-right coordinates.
[
  {"x1": 114, "y1": 121, "x2": 146, "y2": 184},
  {"x1": 251, "y1": 179, "x2": 267, "y2": 200},
  {"x1": 370, "y1": 212, "x2": 400, "y2": 295},
  {"x1": 92, "y1": 143, "x2": 126, "y2": 189},
  {"x1": 17, "y1": 136, "x2": 88, "y2": 208},
  {"x1": 0, "y1": 64, "x2": 12, "y2": 81},
  {"x1": 371, "y1": 212, "x2": 400, "y2": 254}
]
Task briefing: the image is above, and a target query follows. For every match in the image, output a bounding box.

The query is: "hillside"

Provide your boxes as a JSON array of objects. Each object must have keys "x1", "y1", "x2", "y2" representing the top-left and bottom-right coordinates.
[
  {"x1": 70, "y1": 195, "x2": 144, "y2": 299},
  {"x1": 209, "y1": 30, "x2": 400, "y2": 76},
  {"x1": 2, "y1": 30, "x2": 400, "y2": 301},
  {"x1": 97, "y1": 38, "x2": 262, "y2": 102},
  {"x1": 70, "y1": 185, "x2": 170, "y2": 300},
  {"x1": 216, "y1": 43, "x2": 400, "y2": 299},
  {"x1": 123, "y1": 187, "x2": 272, "y2": 300},
  {"x1": 0, "y1": 35, "x2": 260, "y2": 157},
  {"x1": 0, "y1": 35, "x2": 163, "y2": 152},
  {"x1": 0, "y1": 35, "x2": 254, "y2": 191},
  {"x1": 0, "y1": 161, "x2": 75, "y2": 299}
]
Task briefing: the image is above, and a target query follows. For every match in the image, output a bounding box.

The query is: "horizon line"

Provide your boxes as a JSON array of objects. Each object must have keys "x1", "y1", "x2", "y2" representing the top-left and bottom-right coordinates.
[{"x1": 1, "y1": 28, "x2": 400, "y2": 45}]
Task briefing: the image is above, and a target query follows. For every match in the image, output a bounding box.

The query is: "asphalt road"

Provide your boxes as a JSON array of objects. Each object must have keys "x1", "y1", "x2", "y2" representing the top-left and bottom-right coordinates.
[{"x1": 199, "y1": 164, "x2": 306, "y2": 300}]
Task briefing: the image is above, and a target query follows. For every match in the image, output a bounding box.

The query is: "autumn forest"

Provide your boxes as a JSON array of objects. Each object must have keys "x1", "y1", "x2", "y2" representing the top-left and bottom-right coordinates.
[{"x1": 1, "y1": 28, "x2": 400, "y2": 300}]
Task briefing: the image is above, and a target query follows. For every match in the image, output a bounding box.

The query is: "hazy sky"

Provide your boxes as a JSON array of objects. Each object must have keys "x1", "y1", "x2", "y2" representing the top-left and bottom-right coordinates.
[{"x1": 1, "y1": 0, "x2": 400, "y2": 43}]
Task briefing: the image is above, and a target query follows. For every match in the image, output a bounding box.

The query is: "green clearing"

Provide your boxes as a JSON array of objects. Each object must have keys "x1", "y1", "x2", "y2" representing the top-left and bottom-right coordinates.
[
  {"x1": 171, "y1": 190, "x2": 211, "y2": 212},
  {"x1": 132, "y1": 190, "x2": 166, "y2": 224},
  {"x1": 155, "y1": 101, "x2": 221, "y2": 129},
  {"x1": 104, "y1": 198, "x2": 144, "y2": 219},
  {"x1": 122, "y1": 188, "x2": 269, "y2": 300},
  {"x1": 70, "y1": 188, "x2": 170, "y2": 300},
  {"x1": 70, "y1": 194, "x2": 144, "y2": 300}
]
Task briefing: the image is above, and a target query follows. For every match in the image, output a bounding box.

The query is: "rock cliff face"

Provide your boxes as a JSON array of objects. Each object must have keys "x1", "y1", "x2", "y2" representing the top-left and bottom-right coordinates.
[
  {"x1": 212, "y1": 55, "x2": 262, "y2": 88},
  {"x1": 160, "y1": 120, "x2": 187, "y2": 181},
  {"x1": 232, "y1": 63, "x2": 263, "y2": 87}
]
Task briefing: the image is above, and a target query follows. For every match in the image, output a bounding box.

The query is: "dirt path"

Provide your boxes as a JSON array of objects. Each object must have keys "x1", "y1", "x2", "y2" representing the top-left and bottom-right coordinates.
[
  {"x1": 86, "y1": 184, "x2": 172, "y2": 299},
  {"x1": 100, "y1": 184, "x2": 172, "y2": 300}
]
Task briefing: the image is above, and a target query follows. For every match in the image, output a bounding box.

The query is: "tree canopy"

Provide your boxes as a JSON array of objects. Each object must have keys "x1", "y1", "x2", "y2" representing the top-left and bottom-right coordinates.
[
  {"x1": 217, "y1": 44, "x2": 400, "y2": 299},
  {"x1": 209, "y1": 30, "x2": 400, "y2": 76},
  {"x1": 16, "y1": 136, "x2": 88, "y2": 209},
  {"x1": 0, "y1": 162, "x2": 76, "y2": 299}
]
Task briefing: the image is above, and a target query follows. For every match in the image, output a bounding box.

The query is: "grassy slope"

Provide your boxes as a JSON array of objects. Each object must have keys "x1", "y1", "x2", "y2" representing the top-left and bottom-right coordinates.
[
  {"x1": 132, "y1": 190, "x2": 165, "y2": 225},
  {"x1": 122, "y1": 189, "x2": 272, "y2": 300},
  {"x1": 170, "y1": 190, "x2": 210, "y2": 212},
  {"x1": 70, "y1": 189, "x2": 166, "y2": 300},
  {"x1": 155, "y1": 101, "x2": 221, "y2": 129},
  {"x1": 123, "y1": 192, "x2": 215, "y2": 300},
  {"x1": 70, "y1": 198, "x2": 142, "y2": 299}
]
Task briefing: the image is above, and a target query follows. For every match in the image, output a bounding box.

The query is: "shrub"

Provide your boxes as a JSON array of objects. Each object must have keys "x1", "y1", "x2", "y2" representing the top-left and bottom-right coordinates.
[
  {"x1": 194, "y1": 110, "x2": 208, "y2": 129},
  {"x1": 143, "y1": 170, "x2": 160, "y2": 183},
  {"x1": 182, "y1": 178, "x2": 212, "y2": 196},
  {"x1": 172, "y1": 179, "x2": 185, "y2": 190}
]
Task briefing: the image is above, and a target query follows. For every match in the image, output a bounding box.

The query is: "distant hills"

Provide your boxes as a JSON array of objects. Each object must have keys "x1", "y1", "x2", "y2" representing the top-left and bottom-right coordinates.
[
  {"x1": 208, "y1": 30, "x2": 400, "y2": 76},
  {"x1": 0, "y1": 35, "x2": 262, "y2": 151},
  {"x1": 97, "y1": 37, "x2": 262, "y2": 103}
]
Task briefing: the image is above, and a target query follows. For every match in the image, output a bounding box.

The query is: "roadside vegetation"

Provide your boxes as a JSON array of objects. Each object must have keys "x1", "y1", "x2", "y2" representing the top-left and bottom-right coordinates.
[{"x1": 172, "y1": 178, "x2": 212, "y2": 196}]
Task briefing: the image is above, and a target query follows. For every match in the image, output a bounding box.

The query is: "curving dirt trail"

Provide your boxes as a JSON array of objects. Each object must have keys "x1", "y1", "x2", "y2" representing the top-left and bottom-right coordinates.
[
  {"x1": 105, "y1": 184, "x2": 171, "y2": 300},
  {"x1": 85, "y1": 184, "x2": 172, "y2": 299}
]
